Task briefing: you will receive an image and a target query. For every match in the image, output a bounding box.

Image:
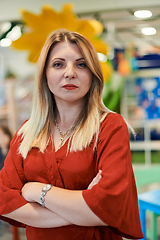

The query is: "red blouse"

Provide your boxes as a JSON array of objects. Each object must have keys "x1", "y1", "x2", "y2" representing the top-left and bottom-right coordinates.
[{"x1": 0, "y1": 112, "x2": 143, "y2": 240}]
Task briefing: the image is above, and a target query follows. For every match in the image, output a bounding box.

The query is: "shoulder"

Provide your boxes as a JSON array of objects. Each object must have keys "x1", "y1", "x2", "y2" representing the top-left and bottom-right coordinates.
[
  {"x1": 98, "y1": 112, "x2": 129, "y2": 145},
  {"x1": 100, "y1": 112, "x2": 128, "y2": 131}
]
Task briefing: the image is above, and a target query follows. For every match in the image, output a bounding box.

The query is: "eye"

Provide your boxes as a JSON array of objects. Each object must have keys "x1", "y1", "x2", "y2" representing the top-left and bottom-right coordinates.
[
  {"x1": 52, "y1": 61, "x2": 63, "y2": 68},
  {"x1": 77, "y1": 62, "x2": 87, "y2": 68}
]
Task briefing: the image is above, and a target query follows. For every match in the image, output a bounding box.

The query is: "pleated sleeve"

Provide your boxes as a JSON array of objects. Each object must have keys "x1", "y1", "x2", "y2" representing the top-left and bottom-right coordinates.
[
  {"x1": 0, "y1": 132, "x2": 28, "y2": 227},
  {"x1": 82, "y1": 113, "x2": 143, "y2": 239}
]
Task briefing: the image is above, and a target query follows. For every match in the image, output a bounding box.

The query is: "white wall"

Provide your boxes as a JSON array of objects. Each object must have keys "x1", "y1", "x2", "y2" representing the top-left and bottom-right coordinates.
[{"x1": 0, "y1": 47, "x2": 36, "y2": 78}]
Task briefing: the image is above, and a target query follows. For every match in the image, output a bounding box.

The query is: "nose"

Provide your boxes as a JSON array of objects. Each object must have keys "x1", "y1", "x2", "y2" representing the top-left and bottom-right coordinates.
[{"x1": 64, "y1": 63, "x2": 76, "y2": 79}]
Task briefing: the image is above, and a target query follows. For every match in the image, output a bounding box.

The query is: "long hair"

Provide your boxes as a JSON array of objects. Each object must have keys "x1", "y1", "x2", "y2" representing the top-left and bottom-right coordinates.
[{"x1": 18, "y1": 29, "x2": 109, "y2": 158}]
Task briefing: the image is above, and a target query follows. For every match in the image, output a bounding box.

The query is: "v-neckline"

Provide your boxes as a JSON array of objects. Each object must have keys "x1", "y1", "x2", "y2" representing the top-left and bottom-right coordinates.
[{"x1": 54, "y1": 137, "x2": 70, "y2": 153}]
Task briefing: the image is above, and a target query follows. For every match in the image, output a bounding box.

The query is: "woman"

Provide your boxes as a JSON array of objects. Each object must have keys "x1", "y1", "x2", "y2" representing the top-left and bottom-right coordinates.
[
  {"x1": 0, "y1": 125, "x2": 12, "y2": 170},
  {"x1": 0, "y1": 29, "x2": 143, "y2": 240}
]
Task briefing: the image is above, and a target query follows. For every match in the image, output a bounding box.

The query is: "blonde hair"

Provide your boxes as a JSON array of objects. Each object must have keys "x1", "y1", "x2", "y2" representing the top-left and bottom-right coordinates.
[{"x1": 18, "y1": 29, "x2": 109, "y2": 158}]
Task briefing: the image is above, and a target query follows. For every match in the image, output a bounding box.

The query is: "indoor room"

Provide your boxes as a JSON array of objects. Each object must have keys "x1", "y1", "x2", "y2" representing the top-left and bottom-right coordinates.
[{"x1": 0, "y1": 0, "x2": 160, "y2": 239}]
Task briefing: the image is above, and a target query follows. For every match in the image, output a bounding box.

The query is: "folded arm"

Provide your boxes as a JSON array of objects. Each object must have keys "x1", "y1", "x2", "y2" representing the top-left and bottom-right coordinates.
[
  {"x1": 3, "y1": 170, "x2": 105, "y2": 228},
  {"x1": 3, "y1": 202, "x2": 71, "y2": 228},
  {"x1": 21, "y1": 170, "x2": 107, "y2": 227}
]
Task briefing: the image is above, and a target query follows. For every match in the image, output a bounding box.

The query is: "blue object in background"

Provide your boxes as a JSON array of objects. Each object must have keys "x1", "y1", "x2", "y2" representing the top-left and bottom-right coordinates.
[
  {"x1": 135, "y1": 77, "x2": 160, "y2": 119},
  {"x1": 137, "y1": 54, "x2": 160, "y2": 69}
]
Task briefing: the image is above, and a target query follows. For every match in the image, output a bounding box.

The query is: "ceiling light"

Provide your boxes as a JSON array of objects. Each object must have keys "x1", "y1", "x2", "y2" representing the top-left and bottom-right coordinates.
[
  {"x1": 97, "y1": 53, "x2": 107, "y2": 62},
  {"x1": 141, "y1": 27, "x2": 156, "y2": 35},
  {"x1": 0, "y1": 38, "x2": 12, "y2": 47},
  {"x1": 0, "y1": 22, "x2": 11, "y2": 33},
  {"x1": 6, "y1": 26, "x2": 22, "y2": 41},
  {"x1": 134, "y1": 10, "x2": 152, "y2": 18}
]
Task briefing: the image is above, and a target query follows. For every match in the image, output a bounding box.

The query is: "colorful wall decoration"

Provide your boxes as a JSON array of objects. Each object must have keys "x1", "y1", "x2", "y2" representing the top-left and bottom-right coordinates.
[{"x1": 11, "y1": 4, "x2": 111, "y2": 78}]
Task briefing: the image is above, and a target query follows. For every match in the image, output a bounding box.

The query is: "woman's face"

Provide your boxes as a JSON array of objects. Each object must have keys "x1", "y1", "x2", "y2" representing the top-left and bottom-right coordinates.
[{"x1": 46, "y1": 41, "x2": 92, "y2": 106}]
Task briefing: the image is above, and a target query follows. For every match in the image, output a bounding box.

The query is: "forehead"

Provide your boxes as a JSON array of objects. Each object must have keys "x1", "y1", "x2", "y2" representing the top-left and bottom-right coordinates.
[{"x1": 48, "y1": 41, "x2": 83, "y2": 60}]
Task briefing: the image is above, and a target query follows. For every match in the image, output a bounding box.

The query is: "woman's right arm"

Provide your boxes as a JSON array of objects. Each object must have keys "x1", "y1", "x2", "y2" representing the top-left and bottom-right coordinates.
[
  {"x1": 3, "y1": 203, "x2": 71, "y2": 228},
  {"x1": 1, "y1": 130, "x2": 101, "y2": 228},
  {"x1": 0, "y1": 132, "x2": 71, "y2": 228}
]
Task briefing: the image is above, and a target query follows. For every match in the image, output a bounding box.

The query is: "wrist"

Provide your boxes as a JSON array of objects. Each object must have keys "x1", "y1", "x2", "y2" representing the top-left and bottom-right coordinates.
[
  {"x1": 22, "y1": 182, "x2": 43, "y2": 202},
  {"x1": 40, "y1": 184, "x2": 53, "y2": 207}
]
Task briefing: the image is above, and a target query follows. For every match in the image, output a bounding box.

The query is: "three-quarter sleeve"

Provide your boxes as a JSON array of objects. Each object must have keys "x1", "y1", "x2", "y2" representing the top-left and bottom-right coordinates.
[
  {"x1": 0, "y1": 133, "x2": 28, "y2": 227},
  {"x1": 82, "y1": 113, "x2": 143, "y2": 239}
]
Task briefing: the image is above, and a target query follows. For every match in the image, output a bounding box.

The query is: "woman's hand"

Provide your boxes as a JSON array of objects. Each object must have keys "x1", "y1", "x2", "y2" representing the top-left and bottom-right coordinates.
[
  {"x1": 87, "y1": 170, "x2": 102, "y2": 189},
  {"x1": 21, "y1": 182, "x2": 43, "y2": 203}
]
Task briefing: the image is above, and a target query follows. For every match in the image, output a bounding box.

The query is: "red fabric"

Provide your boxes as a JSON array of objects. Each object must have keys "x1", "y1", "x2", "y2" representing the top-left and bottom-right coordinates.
[{"x1": 0, "y1": 112, "x2": 143, "y2": 239}]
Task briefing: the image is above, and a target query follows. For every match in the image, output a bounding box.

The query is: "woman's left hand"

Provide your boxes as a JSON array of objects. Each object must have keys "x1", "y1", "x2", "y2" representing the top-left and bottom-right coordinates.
[
  {"x1": 21, "y1": 182, "x2": 43, "y2": 202},
  {"x1": 87, "y1": 170, "x2": 102, "y2": 189}
]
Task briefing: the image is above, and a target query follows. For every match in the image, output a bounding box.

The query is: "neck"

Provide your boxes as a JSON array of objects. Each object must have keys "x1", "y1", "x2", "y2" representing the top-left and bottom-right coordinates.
[{"x1": 54, "y1": 100, "x2": 83, "y2": 129}]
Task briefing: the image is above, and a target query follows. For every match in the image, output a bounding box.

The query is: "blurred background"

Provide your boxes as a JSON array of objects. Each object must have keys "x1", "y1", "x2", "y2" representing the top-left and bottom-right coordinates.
[{"x1": 0, "y1": 0, "x2": 160, "y2": 239}]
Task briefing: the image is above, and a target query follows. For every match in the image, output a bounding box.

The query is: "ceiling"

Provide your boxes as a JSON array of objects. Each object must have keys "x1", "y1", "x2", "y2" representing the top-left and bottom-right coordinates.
[
  {"x1": 78, "y1": 6, "x2": 160, "y2": 54},
  {"x1": 0, "y1": 0, "x2": 160, "y2": 55}
]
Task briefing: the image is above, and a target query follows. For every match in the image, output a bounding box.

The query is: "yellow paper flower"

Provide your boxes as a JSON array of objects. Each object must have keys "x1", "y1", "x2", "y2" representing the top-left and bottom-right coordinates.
[{"x1": 12, "y1": 4, "x2": 108, "y2": 63}]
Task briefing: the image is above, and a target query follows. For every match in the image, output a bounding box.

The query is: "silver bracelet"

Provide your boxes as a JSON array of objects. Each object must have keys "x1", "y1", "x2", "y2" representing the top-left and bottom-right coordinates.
[{"x1": 40, "y1": 184, "x2": 52, "y2": 207}]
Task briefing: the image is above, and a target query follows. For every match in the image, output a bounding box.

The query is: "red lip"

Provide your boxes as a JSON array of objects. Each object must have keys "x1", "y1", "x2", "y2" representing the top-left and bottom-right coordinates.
[{"x1": 63, "y1": 84, "x2": 78, "y2": 90}]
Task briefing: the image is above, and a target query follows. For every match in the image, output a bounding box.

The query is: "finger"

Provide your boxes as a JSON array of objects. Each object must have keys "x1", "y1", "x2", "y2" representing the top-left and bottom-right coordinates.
[
  {"x1": 98, "y1": 169, "x2": 102, "y2": 175},
  {"x1": 92, "y1": 172, "x2": 102, "y2": 184}
]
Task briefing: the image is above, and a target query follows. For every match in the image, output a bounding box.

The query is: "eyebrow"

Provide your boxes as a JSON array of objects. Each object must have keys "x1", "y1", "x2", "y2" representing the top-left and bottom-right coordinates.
[
  {"x1": 51, "y1": 58, "x2": 64, "y2": 62},
  {"x1": 51, "y1": 57, "x2": 85, "y2": 62},
  {"x1": 76, "y1": 58, "x2": 85, "y2": 62}
]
